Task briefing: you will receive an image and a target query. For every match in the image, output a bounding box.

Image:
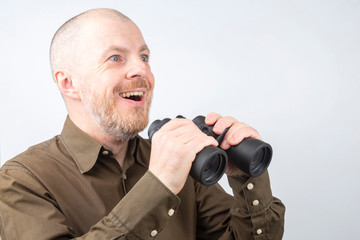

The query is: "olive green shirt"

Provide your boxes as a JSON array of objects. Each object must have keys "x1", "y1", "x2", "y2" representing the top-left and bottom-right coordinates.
[{"x1": 0, "y1": 116, "x2": 285, "y2": 239}]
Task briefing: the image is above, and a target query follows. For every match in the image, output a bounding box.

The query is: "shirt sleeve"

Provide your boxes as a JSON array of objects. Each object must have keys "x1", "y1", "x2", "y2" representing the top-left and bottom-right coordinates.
[
  {"x1": 195, "y1": 170, "x2": 285, "y2": 240},
  {"x1": 0, "y1": 163, "x2": 180, "y2": 240}
]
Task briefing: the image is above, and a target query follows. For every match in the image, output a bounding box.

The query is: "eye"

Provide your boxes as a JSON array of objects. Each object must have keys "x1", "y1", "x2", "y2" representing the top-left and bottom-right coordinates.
[
  {"x1": 109, "y1": 55, "x2": 120, "y2": 62},
  {"x1": 140, "y1": 54, "x2": 149, "y2": 62}
]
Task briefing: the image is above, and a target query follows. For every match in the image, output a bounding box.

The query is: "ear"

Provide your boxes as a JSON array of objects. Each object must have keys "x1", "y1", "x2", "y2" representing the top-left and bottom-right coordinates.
[{"x1": 54, "y1": 70, "x2": 81, "y2": 101}]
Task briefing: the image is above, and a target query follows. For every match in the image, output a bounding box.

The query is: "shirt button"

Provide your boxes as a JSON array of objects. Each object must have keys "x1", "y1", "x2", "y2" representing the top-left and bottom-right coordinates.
[
  {"x1": 150, "y1": 230, "x2": 158, "y2": 237},
  {"x1": 168, "y1": 208, "x2": 175, "y2": 216},
  {"x1": 102, "y1": 150, "x2": 109, "y2": 156},
  {"x1": 252, "y1": 200, "x2": 260, "y2": 206},
  {"x1": 256, "y1": 229, "x2": 263, "y2": 235},
  {"x1": 247, "y1": 183, "x2": 254, "y2": 190}
]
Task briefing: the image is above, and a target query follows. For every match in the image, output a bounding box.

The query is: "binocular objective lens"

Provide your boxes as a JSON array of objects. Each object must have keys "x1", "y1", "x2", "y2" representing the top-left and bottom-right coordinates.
[
  {"x1": 203, "y1": 155, "x2": 220, "y2": 180},
  {"x1": 202, "y1": 154, "x2": 227, "y2": 183},
  {"x1": 250, "y1": 147, "x2": 270, "y2": 176}
]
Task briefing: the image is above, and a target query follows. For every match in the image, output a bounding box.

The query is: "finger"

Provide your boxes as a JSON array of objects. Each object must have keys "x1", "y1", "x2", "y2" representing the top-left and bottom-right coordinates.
[
  {"x1": 183, "y1": 134, "x2": 219, "y2": 155},
  {"x1": 160, "y1": 118, "x2": 193, "y2": 132},
  {"x1": 212, "y1": 116, "x2": 237, "y2": 135},
  {"x1": 205, "y1": 112, "x2": 222, "y2": 126},
  {"x1": 155, "y1": 118, "x2": 218, "y2": 147},
  {"x1": 220, "y1": 124, "x2": 261, "y2": 149},
  {"x1": 153, "y1": 118, "x2": 193, "y2": 140},
  {"x1": 151, "y1": 118, "x2": 190, "y2": 144}
]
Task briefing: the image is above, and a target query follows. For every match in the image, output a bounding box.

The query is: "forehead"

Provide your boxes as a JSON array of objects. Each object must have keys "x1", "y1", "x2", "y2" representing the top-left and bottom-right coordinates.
[{"x1": 81, "y1": 17, "x2": 146, "y2": 53}]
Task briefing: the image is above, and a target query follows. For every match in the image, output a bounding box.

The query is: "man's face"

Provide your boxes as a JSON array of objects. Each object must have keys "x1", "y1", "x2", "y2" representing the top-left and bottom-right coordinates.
[{"x1": 76, "y1": 17, "x2": 154, "y2": 141}]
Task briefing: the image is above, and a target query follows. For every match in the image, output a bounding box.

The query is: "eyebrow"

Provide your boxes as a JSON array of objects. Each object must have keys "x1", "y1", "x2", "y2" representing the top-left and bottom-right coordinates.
[
  {"x1": 139, "y1": 44, "x2": 150, "y2": 53},
  {"x1": 102, "y1": 44, "x2": 150, "y2": 57}
]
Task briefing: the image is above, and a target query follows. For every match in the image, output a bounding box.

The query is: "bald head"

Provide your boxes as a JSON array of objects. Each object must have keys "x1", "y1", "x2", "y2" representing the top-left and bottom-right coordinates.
[{"x1": 49, "y1": 8, "x2": 131, "y2": 80}]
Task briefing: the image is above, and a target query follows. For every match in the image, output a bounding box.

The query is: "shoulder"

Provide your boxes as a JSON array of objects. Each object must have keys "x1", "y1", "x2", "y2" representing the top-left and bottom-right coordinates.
[
  {"x1": 1, "y1": 135, "x2": 71, "y2": 177},
  {"x1": 3, "y1": 136, "x2": 58, "y2": 164}
]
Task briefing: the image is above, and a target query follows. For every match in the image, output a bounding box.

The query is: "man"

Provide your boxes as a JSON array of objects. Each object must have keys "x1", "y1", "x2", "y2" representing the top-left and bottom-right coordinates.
[{"x1": 0, "y1": 8, "x2": 285, "y2": 239}]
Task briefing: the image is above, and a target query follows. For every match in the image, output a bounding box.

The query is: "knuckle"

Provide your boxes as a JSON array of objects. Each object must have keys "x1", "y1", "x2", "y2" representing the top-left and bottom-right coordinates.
[
  {"x1": 224, "y1": 115, "x2": 235, "y2": 121},
  {"x1": 208, "y1": 112, "x2": 221, "y2": 117},
  {"x1": 184, "y1": 118, "x2": 194, "y2": 125},
  {"x1": 170, "y1": 118, "x2": 182, "y2": 124}
]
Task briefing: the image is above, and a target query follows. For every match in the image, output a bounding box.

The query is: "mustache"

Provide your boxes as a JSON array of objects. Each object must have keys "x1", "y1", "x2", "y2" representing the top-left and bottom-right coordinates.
[{"x1": 113, "y1": 78, "x2": 150, "y2": 92}]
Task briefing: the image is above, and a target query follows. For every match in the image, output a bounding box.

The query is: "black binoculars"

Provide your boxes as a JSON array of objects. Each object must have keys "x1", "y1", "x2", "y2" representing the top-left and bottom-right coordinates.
[{"x1": 148, "y1": 115, "x2": 272, "y2": 186}]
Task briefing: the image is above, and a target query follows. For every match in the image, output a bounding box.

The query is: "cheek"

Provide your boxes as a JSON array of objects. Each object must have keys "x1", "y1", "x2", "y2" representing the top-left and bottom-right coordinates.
[
  {"x1": 76, "y1": 68, "x2": 100, "y2": 90},
  {"x1": 148, "y1": 72, "x2": 155, "y2": 91}
]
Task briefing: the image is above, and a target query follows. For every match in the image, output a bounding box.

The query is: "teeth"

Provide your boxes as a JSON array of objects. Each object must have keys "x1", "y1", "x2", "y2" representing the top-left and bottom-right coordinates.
[{"x1": 120, "y1": 91, "x2": 144, "y2": 98}]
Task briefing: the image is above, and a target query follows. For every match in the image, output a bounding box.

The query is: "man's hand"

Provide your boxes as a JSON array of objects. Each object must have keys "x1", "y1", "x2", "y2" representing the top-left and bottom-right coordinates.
[
  {"x1": 149, "y1": 113, "x2": 262, "y2": 193},
  {"x1": 205, "y1": 112, "x2": 262, "y2": 177},
  {"x1": 149, "y1": 118, "x2": 218, "y2": 194}
]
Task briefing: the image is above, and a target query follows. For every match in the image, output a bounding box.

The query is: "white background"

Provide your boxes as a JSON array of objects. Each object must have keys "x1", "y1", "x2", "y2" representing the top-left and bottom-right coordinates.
[{"x1": 1, "y1": 1, "x2": 359, "y2": 239}]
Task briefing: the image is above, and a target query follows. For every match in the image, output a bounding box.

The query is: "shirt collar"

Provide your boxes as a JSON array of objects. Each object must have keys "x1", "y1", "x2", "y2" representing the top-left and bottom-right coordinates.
[
  {"x1": 60, "y1": 116, "x2": 143, "y2": 174},
  {"x1": 60, "y1": 116, "x2": 102, "y2": 174}
]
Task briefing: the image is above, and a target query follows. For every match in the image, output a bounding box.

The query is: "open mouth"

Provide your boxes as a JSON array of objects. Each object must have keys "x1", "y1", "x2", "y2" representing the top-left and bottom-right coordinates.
[{"x1": 119, "y1": 91, "x2": 144, "y2": 101}]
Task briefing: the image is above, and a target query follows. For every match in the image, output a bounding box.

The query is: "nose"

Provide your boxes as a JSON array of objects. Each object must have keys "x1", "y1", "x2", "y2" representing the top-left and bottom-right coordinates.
[{"x1": 125, "y1": 56, "x2": 149, "y2": 80}]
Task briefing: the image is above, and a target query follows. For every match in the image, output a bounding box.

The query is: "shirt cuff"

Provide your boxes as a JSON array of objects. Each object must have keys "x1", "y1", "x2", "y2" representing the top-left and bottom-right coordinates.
[
  {"x1": 108, "y1": 171, "x2": 180, "y2": 239},
  {"x1": 227, "y1": 170, "x2": 273, "y2": 215}
]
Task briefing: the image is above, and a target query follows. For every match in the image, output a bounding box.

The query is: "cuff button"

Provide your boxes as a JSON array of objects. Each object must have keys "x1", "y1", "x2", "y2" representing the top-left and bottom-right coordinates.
[
  {"x1": 247, "y1": 183, "x2": 254, "y2": 190},
  {"x1": 256, "y1": 229, "x2": 263, "y2": 235},
  {"x1": 150, "y1": 230, "x2": 158, "y2": 237}
]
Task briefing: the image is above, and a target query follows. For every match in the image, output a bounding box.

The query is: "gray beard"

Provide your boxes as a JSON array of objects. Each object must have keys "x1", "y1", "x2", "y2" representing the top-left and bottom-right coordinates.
[
  {"x1": 80, "y1": 89, "x2": 151, "y2": 142},
  {"x1": 92, "y1": 107, "x2": 148, "y2": 142}
]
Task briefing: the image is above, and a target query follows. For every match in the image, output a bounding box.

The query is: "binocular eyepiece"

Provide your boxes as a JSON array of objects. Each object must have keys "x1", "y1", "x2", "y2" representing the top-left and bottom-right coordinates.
[{"x1": 148, "y1": 115, "x2": 272, "y2": 186}]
